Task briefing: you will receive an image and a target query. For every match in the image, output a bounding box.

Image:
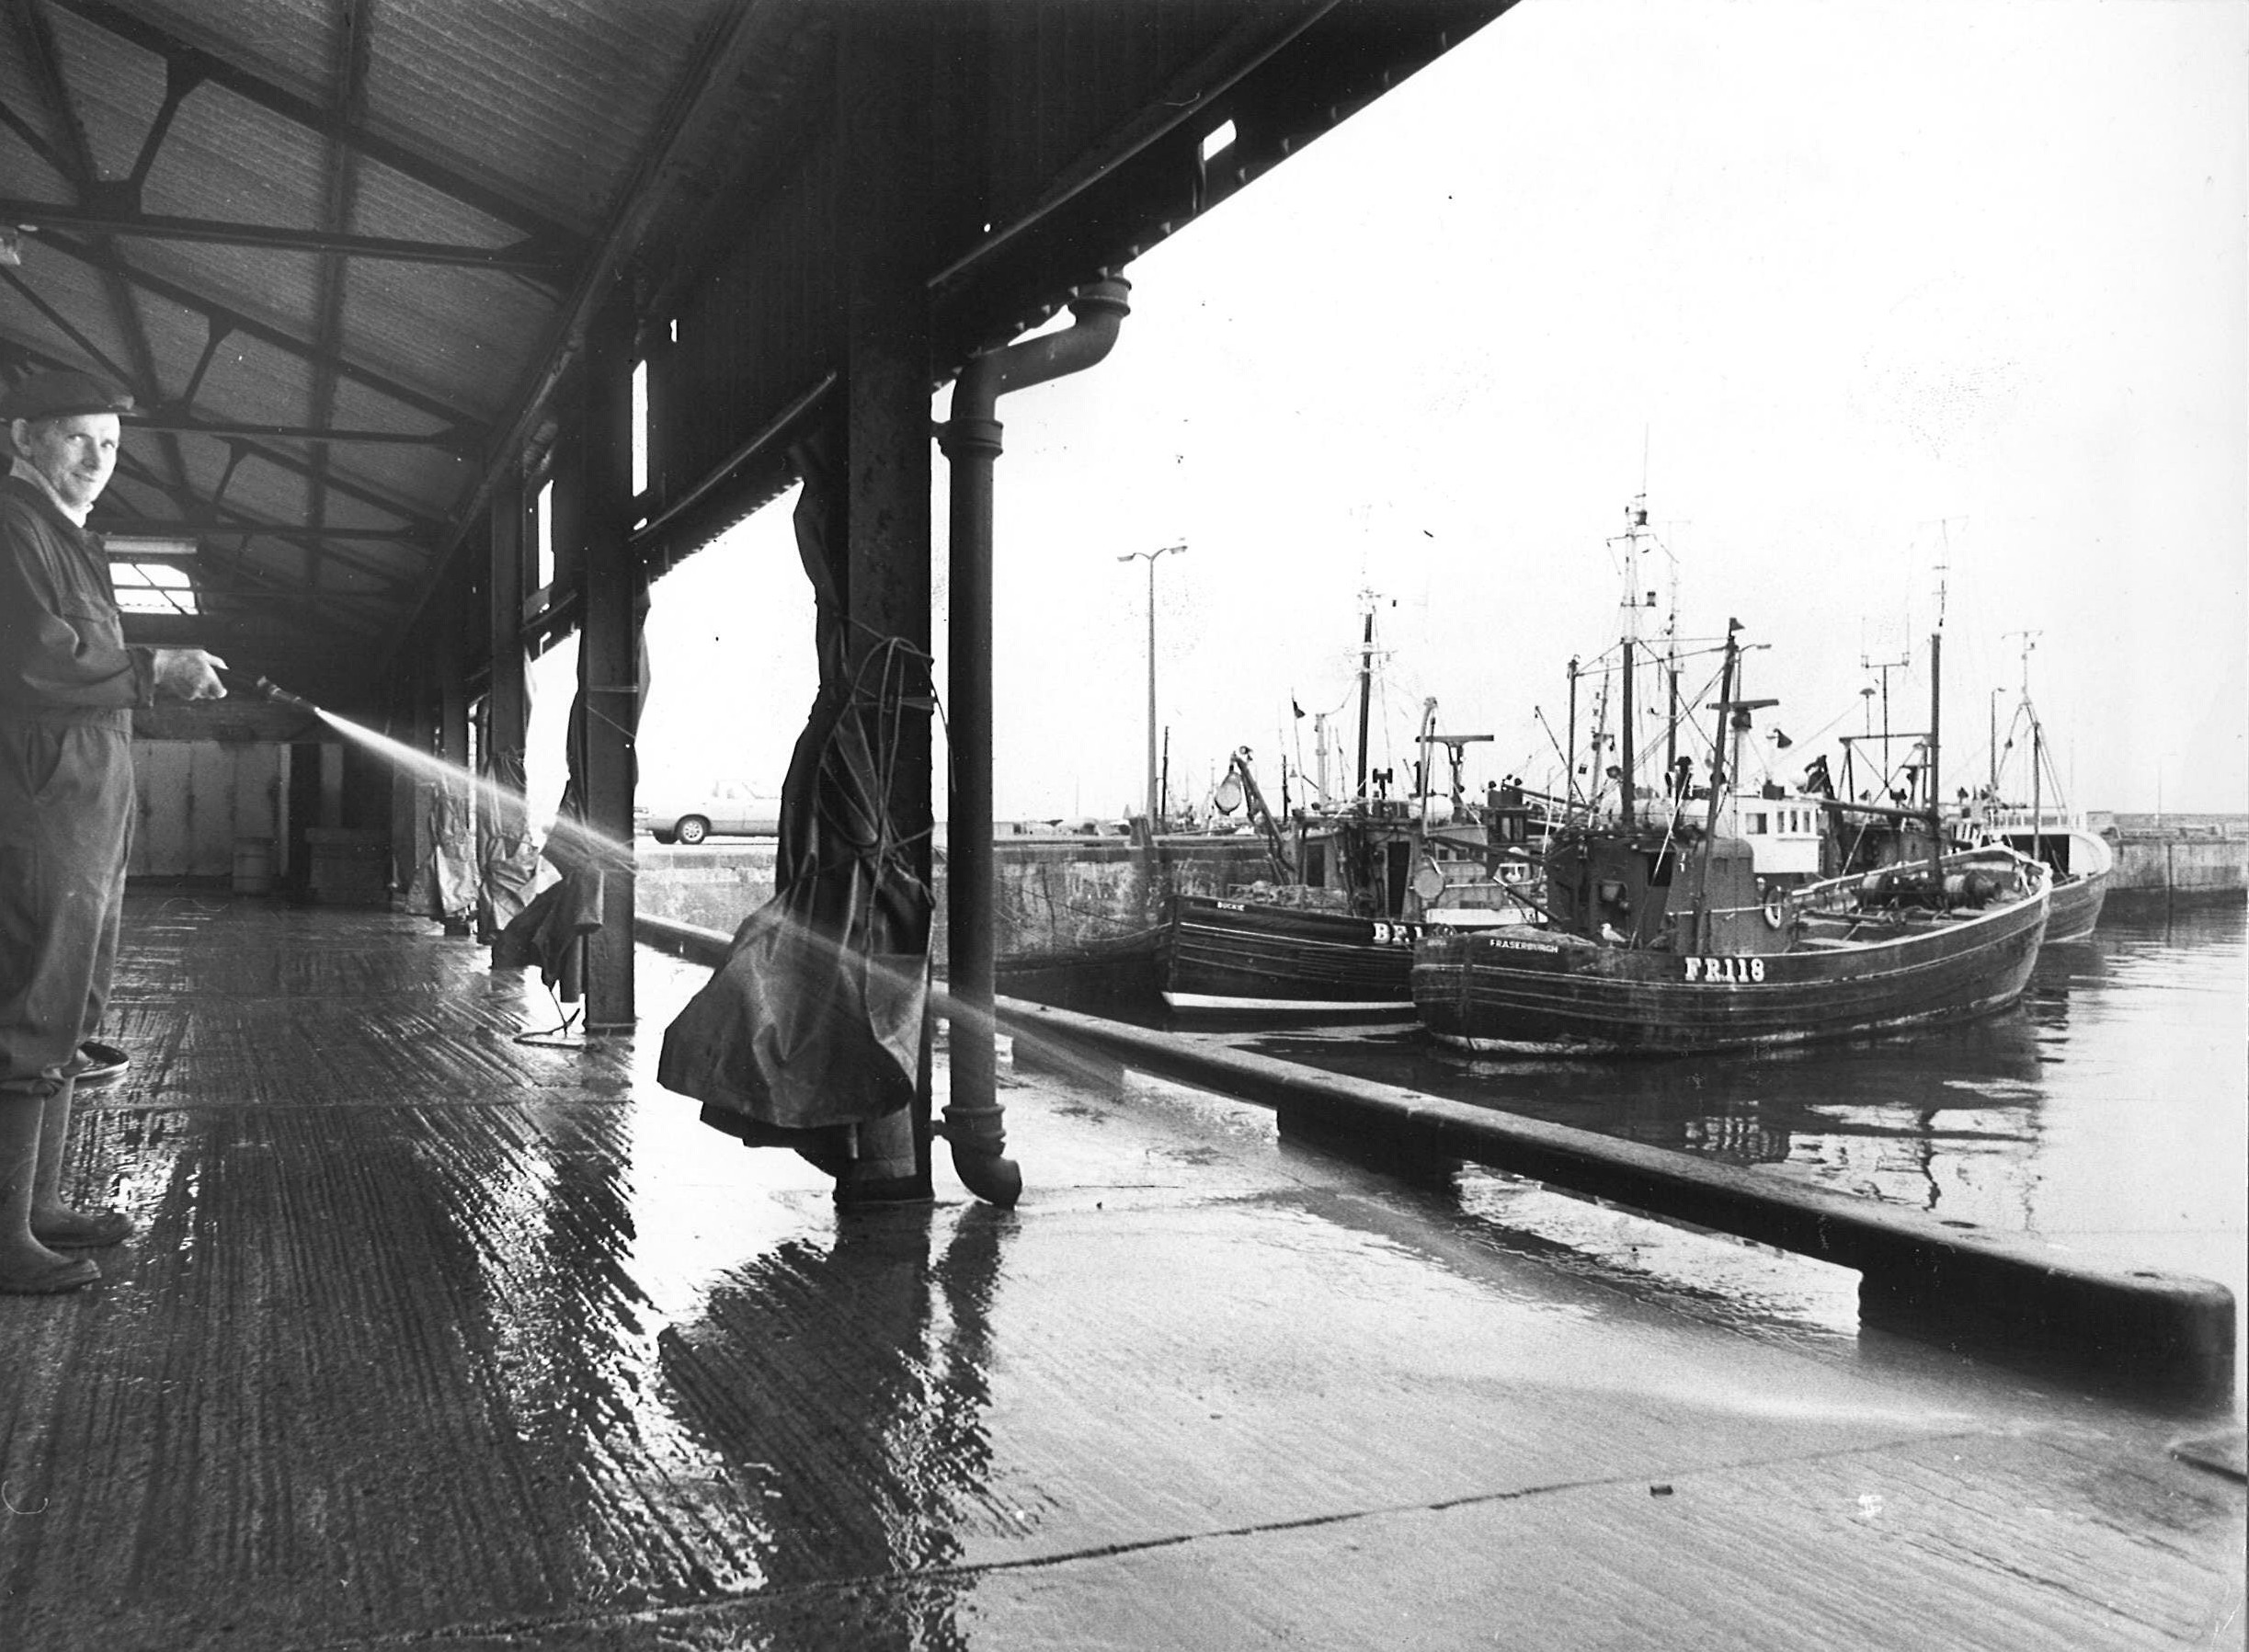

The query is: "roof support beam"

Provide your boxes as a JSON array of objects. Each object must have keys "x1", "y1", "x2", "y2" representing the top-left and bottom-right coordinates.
[
  {"x1": 25, "y1": 229, "x2": 490, "y2": 431},
  {"x1": 50, "y1": 0, "x2": 587, "y2": 255},
  {"x1": 0, "y1": 272, "x2": 136, "y2": 388},
  {"x1": 573, "y1": 287, "x2": 639, "y2": 1032},
  {"x1": 124, "y1": 415, "x2": 464, "y2": 449},
  {"x1": 99, "y1": 518, "x2": 432, "y2": 543},
  {"x1": 6, "y1": 0, "x2": 196, "y2": 505},
  {"x1": 0, "y1": 200, "x2": 571, "y2": 276}
]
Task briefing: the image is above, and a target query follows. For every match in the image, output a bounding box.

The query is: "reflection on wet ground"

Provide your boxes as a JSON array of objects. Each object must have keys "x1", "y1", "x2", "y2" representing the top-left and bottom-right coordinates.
[
  {"x1": 1195, "y1": 897, "x2": 2249, "y2": 1396},
  {"x1": 0, "y1": 894, "x2": 2234, "y2": 1650}
]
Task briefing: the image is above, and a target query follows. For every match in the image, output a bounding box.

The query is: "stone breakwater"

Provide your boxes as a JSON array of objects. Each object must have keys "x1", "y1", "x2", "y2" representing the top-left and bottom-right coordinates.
[
  {"x1": 634, "y1": 832, "x2": 1280, "y2": 958},
  {"x1": 2094, "y1": 814, "x2": 2249, "y2": 895}
]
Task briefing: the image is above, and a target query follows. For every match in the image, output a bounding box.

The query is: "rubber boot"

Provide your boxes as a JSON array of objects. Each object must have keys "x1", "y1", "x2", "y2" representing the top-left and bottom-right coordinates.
[
  {"x1": 0, "y1": 1092, "x2": 97, "y2": 1293},
  {"x1": 30, "y1": 1076, "x2": 131, "y2": 1248}
]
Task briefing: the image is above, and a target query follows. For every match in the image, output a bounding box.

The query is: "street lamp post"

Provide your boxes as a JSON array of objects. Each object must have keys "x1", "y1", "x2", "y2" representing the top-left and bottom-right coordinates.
[{"x1": 1118, "y1": 542, "x2": 1186, "y2": 832}]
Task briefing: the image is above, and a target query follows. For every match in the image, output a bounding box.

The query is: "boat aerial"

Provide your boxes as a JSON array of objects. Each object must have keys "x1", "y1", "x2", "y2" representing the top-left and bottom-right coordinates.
[{"x1": 1411, "y1": 503, "x2": 2051, "y2": 1056}]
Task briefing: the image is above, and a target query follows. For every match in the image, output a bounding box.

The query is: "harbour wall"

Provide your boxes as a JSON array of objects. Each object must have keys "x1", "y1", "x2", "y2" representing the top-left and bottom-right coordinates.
[
  {"x1": 2092, "y1": 814, "x2": 2249, "y2": 896},
  {"x1": 634, "y1": 833, "x2": 1280, "y2": 958},
  {"x1": 631, "y1": 815, "x2": 2247, "y2": 948}
]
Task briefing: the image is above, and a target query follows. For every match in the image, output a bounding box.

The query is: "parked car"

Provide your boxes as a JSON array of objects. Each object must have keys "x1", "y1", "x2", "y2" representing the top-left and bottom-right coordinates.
[{"x1": 635, "y1": 780, "x2": 782, "y2": 845}]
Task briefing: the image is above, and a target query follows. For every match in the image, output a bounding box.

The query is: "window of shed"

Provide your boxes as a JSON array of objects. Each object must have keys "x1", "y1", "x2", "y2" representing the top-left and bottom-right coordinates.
[
  {"x1": 632, "y1": 359, "x2": 649, "y2": 496},
  {"x1": 535, "y1": 478, "x2": 554, "y2": 590},
  {"x1": 111, "y1": 560, "x2": 199, "y2": 615}
]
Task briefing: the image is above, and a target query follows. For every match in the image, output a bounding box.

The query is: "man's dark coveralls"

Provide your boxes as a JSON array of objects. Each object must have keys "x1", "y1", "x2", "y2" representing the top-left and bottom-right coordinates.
[{"x1": 0, "y1": 472, "x2": 154, "y2": 1104}]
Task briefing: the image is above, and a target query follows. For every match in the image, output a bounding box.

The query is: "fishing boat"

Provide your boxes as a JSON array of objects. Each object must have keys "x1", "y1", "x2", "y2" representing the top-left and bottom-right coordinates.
[
  {"x1": 1411, "y1": 562, "x2": 2051, "y2": 1054},
  {"x1": 1412, "y1": 823, "x2": 2049, "y2": 1056},
  {"x1": 1158, "y1": 802, "x2": 1433, "y2": 1015},
  {"x1": 1976, "y1": 803, "x2": 2109, "y2": 943},
  {"x1": 1963, "y1": 642, "x2": 2114, "y2": 943},
  {"x1": 1158, "y1": 606, "x2": 1525, "y2": 1015}
]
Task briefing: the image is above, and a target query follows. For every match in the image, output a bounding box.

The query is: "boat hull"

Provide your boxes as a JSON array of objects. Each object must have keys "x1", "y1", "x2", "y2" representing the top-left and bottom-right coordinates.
[
  {"x1": 1160, "y1": 894, "x2": 1417, "y2": 1014},
  {"x1": 1992, "y1": 826, "x2": 2113, "y2": 944},
  {"x1": 1412, "y1": 884, "x2": 2050, "y2": 1055},
  {"x1": 2040, "y1": 871, "x2": 2110, "y2": 944}
]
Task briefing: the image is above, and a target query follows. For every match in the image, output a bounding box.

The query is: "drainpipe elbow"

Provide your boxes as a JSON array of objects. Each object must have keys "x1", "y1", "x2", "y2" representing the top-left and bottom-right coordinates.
[
  {"x1": 939, "y1": 278, "x2": 1131, "y2": 459},
  {"x1": 995, "y1": 278, "x2": 1132, "y2": 400},
  {"x1": 949, "y1": 1140, "x2": 1022, "y2": 1208}
]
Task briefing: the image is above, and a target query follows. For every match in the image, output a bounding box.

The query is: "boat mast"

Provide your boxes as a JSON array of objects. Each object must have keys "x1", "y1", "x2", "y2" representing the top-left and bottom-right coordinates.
[
  {"x1": 2015, "y1": 632, "x2": 2047, "y2": 854},
  {"x1": 1619, "y1": 632, "x2": 1636, "y2": 827},
  {"x1": 1925, "y1": 627, "x2": 1946, "y2": 896},
  {"x1": 1417, "y1": 698, "x2": 1437, "y2": 830},
  {"x1": 1693, "y1": 621, "x2": 1741, "y2": 951},
  {"x1": 1664, "y1": 541, "x2": 1682, "y2": 821},
  {"x1": 1565, "y1": 656, "x2": 1580, "y2": 815},
  {"x1": 1617, "y1": 498, "x2": 1648, "y2": 829},
  {"x1": 2031, "y1": 706, "x2": 2045, "y2": 858},
  {"x1": 1354, "y1": 597, "x2": 1375, "y2": 803}
]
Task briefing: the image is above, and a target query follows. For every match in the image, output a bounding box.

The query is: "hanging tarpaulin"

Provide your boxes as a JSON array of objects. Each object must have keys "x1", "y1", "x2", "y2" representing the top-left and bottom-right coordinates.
[
  {"x1": 492, "y1": 618, "x2": 647, "y2": 997},
  {"x1": 477, "y1": 746, "x2": 541, "y2": 940},
  {"x1": 656, "y1": 644, "x2": 932, "y2": 1129},
  {"x1": 658, "y1": 431, "x2": 933, "y2": 1143},
  {"x1": 407, "y1": 769, "x2": 475, "y2": 926}
]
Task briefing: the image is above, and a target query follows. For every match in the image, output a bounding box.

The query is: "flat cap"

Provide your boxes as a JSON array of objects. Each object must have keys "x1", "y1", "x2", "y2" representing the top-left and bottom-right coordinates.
[{"x1": 5, "y1": 370, "x2": 133, "y2": 422}]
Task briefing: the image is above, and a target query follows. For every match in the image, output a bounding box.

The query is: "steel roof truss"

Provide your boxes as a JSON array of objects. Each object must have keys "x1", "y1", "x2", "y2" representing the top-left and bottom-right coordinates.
[{"x1": 50, "y1": 0, "x2": 589, "y2": 252}]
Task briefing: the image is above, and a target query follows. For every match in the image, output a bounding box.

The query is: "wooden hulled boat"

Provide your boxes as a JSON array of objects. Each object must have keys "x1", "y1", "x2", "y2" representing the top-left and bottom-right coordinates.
[
  {"x1": 1979, "y1": 807, "x2": 2110, "y2": 942},
  {"x1": 1158, "y1": 604, "x2": 1535, "y2": 1016},
  {"x1": 1413, "y1": 612, "x2": 2050, "y2": 1055},
  {"x1": 1162, "y1": 876, "x2": 1420, "y2": 1014},
  {"x1": 1967, "y1": 656, "x2": 2112, "y2": 943},
  {"x1": 1159, "y1": 797, "x2": 1509, "y2": 1014},
  {"x1": 1412, "y1": 831, "x2": 2049, "y2": 1055}
]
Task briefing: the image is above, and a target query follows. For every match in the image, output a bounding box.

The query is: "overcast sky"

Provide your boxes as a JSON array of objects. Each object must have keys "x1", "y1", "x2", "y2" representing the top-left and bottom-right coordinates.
[{"x1": 602, "y1": 0, "x2": 2246, "y2": 825}]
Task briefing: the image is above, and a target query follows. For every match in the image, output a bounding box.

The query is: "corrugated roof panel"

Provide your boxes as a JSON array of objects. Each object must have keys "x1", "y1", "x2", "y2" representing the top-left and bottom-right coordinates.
[
  {"x1": 181, "y1": 332, "x2": 319, "y2": 430},
  {"x1": 346, "y1": 152, "x2": 530, "y2": 253},
  {"x1": 0, "y1": 134, "x2": 77, "y2": 206},
  {"x1": 45, "y1": 6, "x2": 172, "y2": 183},
  {"x1": 140, "y1": 81, "x2": 334, "y2": 231},
  {"x1": 311, "y1": 488, "x2": 421, "y2": 535},
  {"x1": 121, "y1": 277, "x2": 234, "y2": 402},
  {"x1": 196, "y1": 446, "x2": 312, "y2": 524},
  {"x1": 0, "y1": 50, "x2": 77, "y2": 198},
  {"x1": 360, "y1": 0, "x2": 728, "y2": 229},
  {"x1": 129, "y1": 0, "x2": 343, "y2": 103},
  {"x1": 325, "y1": 374, "x2": 460, "y2": 446},
  {"x1": 335, "y1": 258, "x2": 552, "y2": 424},
  {"x1": 0, "y1": 252, "x2": 140, "y2": 384},
  {"x1": 126, "y1": 240, "x2": 325, "y2": 393},
  {"x1": 96, "y1": 470, "x2": 177, "y2": 527},
  {"x1": 309, "y1": 439, "x2": 471, "y2": 524}
]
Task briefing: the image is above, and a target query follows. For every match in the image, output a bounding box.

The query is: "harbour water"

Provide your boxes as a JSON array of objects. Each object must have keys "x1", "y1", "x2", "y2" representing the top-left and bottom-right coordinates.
[{"x1": 1221, "y1": 895, "x2": 2249, "y2": 1404}]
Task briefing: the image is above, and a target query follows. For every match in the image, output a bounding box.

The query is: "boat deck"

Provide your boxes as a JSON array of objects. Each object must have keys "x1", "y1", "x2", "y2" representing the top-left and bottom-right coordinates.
[{"x1": 1, "y1": 891, "x2": 2239, "y2": 1649}]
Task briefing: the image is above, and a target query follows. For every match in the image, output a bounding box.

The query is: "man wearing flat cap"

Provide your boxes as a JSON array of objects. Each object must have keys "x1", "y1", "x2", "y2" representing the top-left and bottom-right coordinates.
[{"x1": 0, "y1": 369, "x2": 227, "y2": 1293}]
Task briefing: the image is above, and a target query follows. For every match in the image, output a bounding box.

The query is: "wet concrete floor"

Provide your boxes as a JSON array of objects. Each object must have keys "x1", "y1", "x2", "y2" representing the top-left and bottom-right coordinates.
[{"x1": 0, "y1": 894, "x2": 2240, "y2": 1649}]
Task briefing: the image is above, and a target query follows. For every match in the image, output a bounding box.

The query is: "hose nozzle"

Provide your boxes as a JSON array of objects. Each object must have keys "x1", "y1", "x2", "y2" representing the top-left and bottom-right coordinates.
[
  {"x1": 218, "y1": 667, "x2": 319, "y2": 715},
  {"x1": 254, "y1": 676, "x2": 319, "y2": 714}
]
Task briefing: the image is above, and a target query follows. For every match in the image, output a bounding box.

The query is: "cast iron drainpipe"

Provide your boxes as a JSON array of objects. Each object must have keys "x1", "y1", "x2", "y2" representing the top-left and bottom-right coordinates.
[{"x1": 936, "y1": 277, "x2": 1133, "y2": 1206}]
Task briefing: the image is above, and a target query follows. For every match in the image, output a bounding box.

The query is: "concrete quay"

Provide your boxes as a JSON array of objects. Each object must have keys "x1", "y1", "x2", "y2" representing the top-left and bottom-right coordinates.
[
  {"x1": 2098, "y1": 814, "x2": 2249, "y2": 895},
  {"x1": 0, "y1": 895, "x2": 2239, "y2": 1650}
]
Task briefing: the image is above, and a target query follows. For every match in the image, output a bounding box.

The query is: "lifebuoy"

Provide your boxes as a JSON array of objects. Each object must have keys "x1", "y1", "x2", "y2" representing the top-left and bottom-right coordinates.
[{"x1": 1763, "y1": 892, "x2": 1789, "y2": 929}]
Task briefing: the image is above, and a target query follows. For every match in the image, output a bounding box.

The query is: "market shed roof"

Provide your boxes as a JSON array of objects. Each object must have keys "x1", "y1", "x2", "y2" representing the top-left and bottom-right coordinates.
[{"x1": 2, "y1": 0, "x2": 1513, "y2": 711}]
